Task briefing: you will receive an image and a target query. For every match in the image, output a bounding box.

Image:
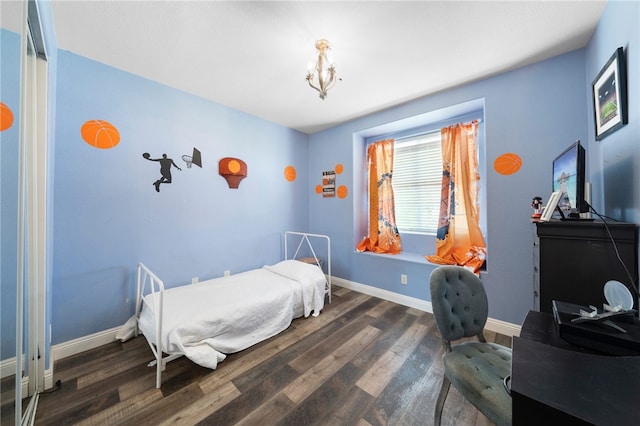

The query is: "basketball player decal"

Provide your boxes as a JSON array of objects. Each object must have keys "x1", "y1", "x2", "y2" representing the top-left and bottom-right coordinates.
[{"x1": 143, "y1": 152, "x2": 181, "y2": 192}]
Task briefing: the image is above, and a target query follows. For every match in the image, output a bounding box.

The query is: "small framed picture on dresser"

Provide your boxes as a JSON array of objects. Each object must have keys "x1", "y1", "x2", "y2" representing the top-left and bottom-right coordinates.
[{"x1": 539, "y1": 191, "x2": 561, "y2": 222}]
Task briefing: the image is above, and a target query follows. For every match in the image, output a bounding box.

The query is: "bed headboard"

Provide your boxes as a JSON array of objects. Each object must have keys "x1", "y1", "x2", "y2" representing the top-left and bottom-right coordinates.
[{"x1": 284, "y1": 231, "x2": 331, "y2": 303}]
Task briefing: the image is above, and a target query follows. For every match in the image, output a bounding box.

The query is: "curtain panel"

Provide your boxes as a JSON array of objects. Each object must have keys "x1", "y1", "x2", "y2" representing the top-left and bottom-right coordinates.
[
  {"x1": 356, "y1": 139, "x2": 403, "y2": 254},
  {"x1": 426, "y1": 121, "x2": 486, "y2": 272}
]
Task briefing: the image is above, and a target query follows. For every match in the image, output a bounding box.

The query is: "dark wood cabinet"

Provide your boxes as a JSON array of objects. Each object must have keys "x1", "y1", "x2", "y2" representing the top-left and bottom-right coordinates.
[{"x1": 534, "y1": 220, "x2": 638, "y2": 313}]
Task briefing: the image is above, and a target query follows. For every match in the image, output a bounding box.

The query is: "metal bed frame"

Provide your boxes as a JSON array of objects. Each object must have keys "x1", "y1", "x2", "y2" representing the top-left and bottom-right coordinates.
[{"x1": 135, "y1": 231, "x2": 331, "y2": 388}]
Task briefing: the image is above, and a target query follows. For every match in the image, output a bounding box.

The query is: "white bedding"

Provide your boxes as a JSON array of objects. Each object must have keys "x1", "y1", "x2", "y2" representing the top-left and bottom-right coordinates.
[{"x1": 136, "y1": 260, "x2": 326, "y2": 369}]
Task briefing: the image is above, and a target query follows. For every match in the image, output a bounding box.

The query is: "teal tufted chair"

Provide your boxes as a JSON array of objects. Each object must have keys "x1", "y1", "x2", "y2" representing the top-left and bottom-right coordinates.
[{"x1": 429, "y1": 266, "x2": 512, "y2": 426}]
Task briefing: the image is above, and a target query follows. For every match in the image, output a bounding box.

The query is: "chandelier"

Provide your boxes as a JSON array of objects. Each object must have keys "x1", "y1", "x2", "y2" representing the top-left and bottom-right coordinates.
[{"x1": 306, "y1": 39, "x2": 338, "y2": 100}]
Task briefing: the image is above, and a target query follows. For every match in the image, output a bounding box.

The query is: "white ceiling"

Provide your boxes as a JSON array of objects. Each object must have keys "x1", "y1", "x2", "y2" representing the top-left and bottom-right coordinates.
[{"x1": 44, "y1": 1, "x2": 607, "y2": 134}]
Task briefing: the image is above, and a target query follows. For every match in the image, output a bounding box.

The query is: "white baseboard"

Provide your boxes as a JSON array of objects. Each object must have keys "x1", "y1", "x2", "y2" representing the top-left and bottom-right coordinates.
[
  {"x1": 44, "y1": 368, "x2": 54, "y2": 389},
  {"x1": 332, "y1": 276, "x2": 432, "y2": 312},
  {"x1": 0, "y1": 360, "x2": 30, "y2": 394},
  {"x1": 21, "y1": 376, "x2": 29, "y2": 396},
  {"x1": 0, "y1": 355, "x2": 22, "y2": 379},
  {"x1": 332, "y1": 276, "x2": 521, "y2": 337},
  {"x1": 51, "y1": 326, "x2": 120, "y2": 361},
  {"x1": 1, "y1": 357, "x2": 54, "y2": 392}
]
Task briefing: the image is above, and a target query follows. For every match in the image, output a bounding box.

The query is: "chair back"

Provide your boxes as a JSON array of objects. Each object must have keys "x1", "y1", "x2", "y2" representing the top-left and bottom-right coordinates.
[{"x1": 430, "y1": 266, "x2": 489, "y2": 342}]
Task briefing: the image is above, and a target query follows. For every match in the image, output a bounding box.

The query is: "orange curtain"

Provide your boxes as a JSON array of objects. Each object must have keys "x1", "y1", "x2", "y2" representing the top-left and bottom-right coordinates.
[
  {"x1": 426, "y1": 121, "x2": 486, "y2": 272},
  {"x1": 356, "y1": 139, "x2": 402, "y2": 254}
]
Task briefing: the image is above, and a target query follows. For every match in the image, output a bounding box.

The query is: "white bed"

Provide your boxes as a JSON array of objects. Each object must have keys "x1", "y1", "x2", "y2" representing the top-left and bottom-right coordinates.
[{"x1": 131, "y1": 231, "x2": 331, "y2": 388}]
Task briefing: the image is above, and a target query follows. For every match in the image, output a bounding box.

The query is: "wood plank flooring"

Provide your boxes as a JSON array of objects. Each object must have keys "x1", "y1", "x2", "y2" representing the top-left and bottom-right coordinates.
[{"x1": 23, "y1": 286, "x2": 511, "y2": 425}]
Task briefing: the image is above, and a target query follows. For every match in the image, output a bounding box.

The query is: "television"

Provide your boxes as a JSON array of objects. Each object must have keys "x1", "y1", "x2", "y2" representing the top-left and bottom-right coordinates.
[{"x1": 552, "y1": 140, "x2": 589, "y2": 218}]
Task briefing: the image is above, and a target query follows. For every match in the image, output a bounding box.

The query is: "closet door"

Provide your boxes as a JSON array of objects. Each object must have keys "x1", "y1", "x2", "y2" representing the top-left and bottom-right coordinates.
[
  {"x1": 0, "y1": 1, "x2": 24, "y2": 424},
  {"x1": 2, "y1": 2, "x2": 49, "y2": 424}
]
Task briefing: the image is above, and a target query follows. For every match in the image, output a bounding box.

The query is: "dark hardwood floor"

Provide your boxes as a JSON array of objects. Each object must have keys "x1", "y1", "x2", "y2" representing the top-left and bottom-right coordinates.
[{"x1": 20, "y1": 286, "x2": 510, "y2": 425}]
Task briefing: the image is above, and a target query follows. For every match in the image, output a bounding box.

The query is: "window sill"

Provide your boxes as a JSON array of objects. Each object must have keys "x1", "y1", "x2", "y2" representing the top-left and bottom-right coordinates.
[
  {"x1": 354, "y1": 250, "x2": 437, "y2": 265},
  {"x1": 354, "y1": 249, "x2": 487, "y2": 271}
]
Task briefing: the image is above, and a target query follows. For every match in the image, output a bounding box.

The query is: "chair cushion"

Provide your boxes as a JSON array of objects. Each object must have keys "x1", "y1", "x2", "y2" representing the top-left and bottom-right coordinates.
[{"x1": 443, "y1": 341, "x2": 512, "y2": 425}]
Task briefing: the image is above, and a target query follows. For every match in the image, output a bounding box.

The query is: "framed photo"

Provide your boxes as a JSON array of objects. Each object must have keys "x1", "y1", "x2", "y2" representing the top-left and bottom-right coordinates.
[
  {"x1": 322, "y1": 170, "x2": 335, "y2": 197},
  {"x1": 592, "y1": 47, "x2": 628, "y2": 141},
  {"x1": 539, "y1": 191, "x2": 561, "y2": 222}
]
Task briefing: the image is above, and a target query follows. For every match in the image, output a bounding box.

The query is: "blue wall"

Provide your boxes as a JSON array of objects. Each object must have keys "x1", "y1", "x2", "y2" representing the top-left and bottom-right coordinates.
[
  {"x1": 52, "y1": 52, "x2": 310, "y2": 343},
  {"x1": 586, "y1": 0, "x2": 639, "y2": 223}
]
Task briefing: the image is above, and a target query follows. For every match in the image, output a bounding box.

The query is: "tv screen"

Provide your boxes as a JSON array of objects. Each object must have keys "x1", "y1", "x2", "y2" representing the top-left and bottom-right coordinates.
[{"x1": 553, "y1": 141, "x2": 587, "y2": 216}]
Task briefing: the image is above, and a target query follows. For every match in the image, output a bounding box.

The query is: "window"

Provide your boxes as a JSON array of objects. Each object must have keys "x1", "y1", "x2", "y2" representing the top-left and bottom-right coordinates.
[
  {"x1": 355, "y1": 99, "x2": 486, "y2": 255},
  {"x1": 392, "y1": 131, "x2": 442, "y2": 234}
]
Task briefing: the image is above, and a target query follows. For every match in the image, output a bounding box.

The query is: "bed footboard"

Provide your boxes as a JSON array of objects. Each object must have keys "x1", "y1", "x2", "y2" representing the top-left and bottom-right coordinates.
[{"x1": 136, "y1": 262, "x2": 181, "y2": 388}]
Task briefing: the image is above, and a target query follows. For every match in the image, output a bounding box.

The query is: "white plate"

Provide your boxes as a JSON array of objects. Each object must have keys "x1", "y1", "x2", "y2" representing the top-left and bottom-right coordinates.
[{"x1": 603, "y1": 280, "x2": 634, "y2": 311}]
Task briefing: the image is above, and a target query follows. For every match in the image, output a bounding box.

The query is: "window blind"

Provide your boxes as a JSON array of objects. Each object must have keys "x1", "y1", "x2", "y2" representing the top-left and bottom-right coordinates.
[{"x1": 393, "y1": 131, "x2": 442, "y2": 234}]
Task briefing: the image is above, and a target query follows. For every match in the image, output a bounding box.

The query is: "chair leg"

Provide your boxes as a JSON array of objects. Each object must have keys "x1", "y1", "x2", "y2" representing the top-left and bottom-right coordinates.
[{"x1": 434, "y1": 375, "x2": 451, "y2": 426}]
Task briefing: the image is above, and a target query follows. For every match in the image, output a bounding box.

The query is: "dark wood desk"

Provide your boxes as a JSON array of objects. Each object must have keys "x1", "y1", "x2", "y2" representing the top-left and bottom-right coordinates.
[{"x1": 511, "y1": 311, "x2": 640, "y2": 425}]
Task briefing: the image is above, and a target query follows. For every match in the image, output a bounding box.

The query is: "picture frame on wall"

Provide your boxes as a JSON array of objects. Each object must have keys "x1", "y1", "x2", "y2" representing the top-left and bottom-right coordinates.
[{"x1": 592, "y1": 47, "x2": 628, "y2": 141}]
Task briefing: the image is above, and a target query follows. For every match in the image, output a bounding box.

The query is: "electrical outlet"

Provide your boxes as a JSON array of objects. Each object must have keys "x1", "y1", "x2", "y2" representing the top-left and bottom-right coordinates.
[
  {"x1": 192, "y1": 277, "x2": 199, "y2": 284},
  {"x1": 401, "y1": 274, "x2": 408, "y2": 285},
  {"x1": 224, "y1": 270, "x2": 231, "y2": 277}
]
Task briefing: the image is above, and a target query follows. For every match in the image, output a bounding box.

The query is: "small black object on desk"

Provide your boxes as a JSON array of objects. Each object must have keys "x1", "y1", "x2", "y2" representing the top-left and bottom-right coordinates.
[
  {"x1": 511, "y1": 310, "x2": 640, "y2": 425},
  {"x1": 552, "y1": 300, "x2": 640, "y2": 356}
]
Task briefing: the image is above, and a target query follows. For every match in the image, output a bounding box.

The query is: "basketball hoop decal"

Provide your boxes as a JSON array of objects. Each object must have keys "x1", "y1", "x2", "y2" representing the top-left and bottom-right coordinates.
[
  {"x1": 182, "y1": 147, "x2": 202, "y2": 168},
  {"x1": 219, "y1": 157, "x2": 247, "y2": 188}
]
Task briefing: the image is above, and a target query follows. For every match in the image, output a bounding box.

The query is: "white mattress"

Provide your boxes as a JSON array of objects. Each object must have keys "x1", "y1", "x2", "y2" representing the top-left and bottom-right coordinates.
[{"x1": 137, "y1": 260, "x2": 326, "y2": 369}]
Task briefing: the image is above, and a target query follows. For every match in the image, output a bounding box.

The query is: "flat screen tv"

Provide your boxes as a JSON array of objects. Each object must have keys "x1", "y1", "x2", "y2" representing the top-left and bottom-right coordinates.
[{"x1": 552, "y1": 140, "x2": 588, "y2": 218}]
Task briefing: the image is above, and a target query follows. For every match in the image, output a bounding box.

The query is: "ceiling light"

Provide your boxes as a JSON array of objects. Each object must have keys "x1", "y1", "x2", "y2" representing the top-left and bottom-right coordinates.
[{"x1": 306, "y1": 39, "x2": 338, "y2": 100}]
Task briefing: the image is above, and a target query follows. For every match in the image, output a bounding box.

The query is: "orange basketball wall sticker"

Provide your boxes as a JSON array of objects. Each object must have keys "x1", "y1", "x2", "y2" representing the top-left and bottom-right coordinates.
[
  {"x1": 284, "y1": 165, "x2": 296, "y2": 182},
  {"x1": 81, "y1": 120, "x2": 120, "y2": 149},
  {"x1": 494, "y1": 153, "x2": 523, "y2": 175},
  {"x1": 1, "y1": 102, "x2": 14, "y2": 131}
]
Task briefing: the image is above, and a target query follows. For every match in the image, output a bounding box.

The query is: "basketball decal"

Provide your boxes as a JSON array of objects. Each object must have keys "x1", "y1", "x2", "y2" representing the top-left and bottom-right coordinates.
[
  {"x1": 315, "y1": 184, "x2": 322, "y2": 194},
  {"x1": 81, "y1": 120, "x2": 120, "y2": 149},
  {"x1": 337, "y1": 185, "x2": 348, "y2": 199},
  {"x1": 0, "y1": 102, "x2": 14, "y2": 131},
  {"x1": 335, "y1": 163, "x2": 344, "y2": 174},
  {"x1": 494, "y1": 153, "x2": 522, "y2": 175},
  {"x1": 284, "y1": 165, "x2": 296, "y2": 182}
]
